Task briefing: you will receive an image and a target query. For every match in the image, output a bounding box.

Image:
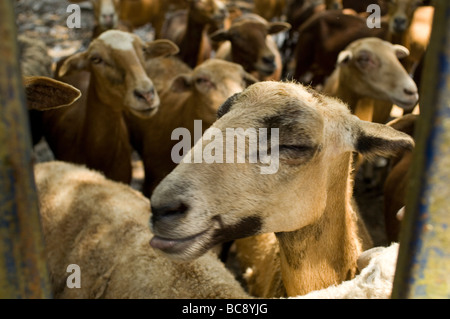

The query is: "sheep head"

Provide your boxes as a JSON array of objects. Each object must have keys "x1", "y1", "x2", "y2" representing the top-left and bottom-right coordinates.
[{"x1": 149, "y1": 81, "x2": 414, "y2": 261}]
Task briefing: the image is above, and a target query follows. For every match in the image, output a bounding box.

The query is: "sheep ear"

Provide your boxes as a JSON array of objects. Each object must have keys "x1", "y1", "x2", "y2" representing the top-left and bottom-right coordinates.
[
  {"x1": 337, "y1": 50, "x2": 353, "y2": 65},
  {"x1": 170, "y1": 74, "x2": 192, "y2": 92},
  {"x1": 144, "y1": 40, "x2": 179, "y2": 59},
  {"x1": 393, "y1": 44, "x2": 410, "y2": 59},
  {"x1": 58, "y1": 51, "x2": 89, "y2": 78},
  {"x1": 23, "y1": 76, "x2": 81, "y2": 111},
  {"x1": 210, "y1": 29, "x2": 230, "y2": 42},
  {"x1": 352, "y1": 119, "x2": 414, "y2": 160},
  {"x1": 386, "y1": 114, "x2": 418, "y2": 137},
  {"x1": 267, "y1": 22, "x2": 291, "y2": 35}
]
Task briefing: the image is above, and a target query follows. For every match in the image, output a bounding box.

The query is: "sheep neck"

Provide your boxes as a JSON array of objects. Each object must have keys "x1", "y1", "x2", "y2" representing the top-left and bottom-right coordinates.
[
  {"x1": 179, "y1": 10, "x2": 208, "y2": 68},
  {"x1": 81, "y1": 82, "x2": 132, "y2": 181},
  {"x1": 275, "y1": 152, "x2": 362, "y2": 296},
  {"x1": 333, "y1": 71, "x2": 360, "y2": 113},
  {"x1": 333, "y1": 71, "x2": 375, "y2": 121}
]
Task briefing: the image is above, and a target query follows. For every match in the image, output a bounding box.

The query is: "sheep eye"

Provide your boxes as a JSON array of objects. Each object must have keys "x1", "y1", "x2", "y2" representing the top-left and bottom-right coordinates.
[
  {"x1": 278, "y1": 144, "x2": 317, "y2": 165},
  {"x1": 196, "y1": 77, "x2": 211, "y2": 85},
  {"x1": 279, "y1": 145, "x2": 316, "y2": 157},
  {"x1": 90, "y1": 56, "x2": 103, "y2": 64}
]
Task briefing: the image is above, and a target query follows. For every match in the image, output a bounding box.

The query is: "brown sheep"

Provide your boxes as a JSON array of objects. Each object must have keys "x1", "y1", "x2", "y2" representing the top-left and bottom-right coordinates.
[
  {"x1": 18, "y1": 35, "x2": 55, "y2": 146},
  {"x1": 253, "y1": 0, "x2": 286, "y2": 21},
  {"x1": 118, "y1": 0, "x2": 187, "y2": 38},
  {"x1": 125, "y1": 58, "x2": 257, "y2": 197},
  {"x1": 149, "y1": 81, "x2": 414, "y2": 297},
  {"x1": 161, "y1": 0, "x2": 228, "y2": 68},
  {"x1": 383, "y1": 114, "x2": 418, "y2": 242},
  {"x1": 211, "y1": 13, "x2": 291, "y2": 81},
  {"x1": 42, "y1": 30, "x2": 178, "y2": 184},
  {"x1": 386, "y1": 0, "x2": 434, "y2": 78}
]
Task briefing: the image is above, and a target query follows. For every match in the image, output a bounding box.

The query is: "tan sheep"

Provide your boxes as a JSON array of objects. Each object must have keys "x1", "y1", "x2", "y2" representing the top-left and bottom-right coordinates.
[
  {"x1": 149, "y1": 81, "x2": 414, "y2": 297},
  {"x1": 323, "y1": 37, "x2": 418, "y2": 122},
  {"x1": 35, "y1": 161, "x2": 249, "y2": 299},
  {"x1": 211, "y1": 13, "x2": 290, "y2": 81}
]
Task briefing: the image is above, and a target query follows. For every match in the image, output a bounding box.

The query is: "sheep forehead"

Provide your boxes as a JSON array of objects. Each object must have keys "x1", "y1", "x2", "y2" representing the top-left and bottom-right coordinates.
[
  {"x1": 232, "y1": 21, "x2": 267, "y2": 36},
  {"x1": 224, "y1": 82, "x2": 320, "y2": 126},
  {"x1": 98, "y1": 30, "x2": 136, "y2": 51},
  {"x1": 99, "y1": 0, "x2": 116, "y2": 14},
  {"x1": 196, "y1": 59, "x2": 243, "y2": 79},
  {"x1": 348, "y1": 38, "x2": 395, "y2": 58}
]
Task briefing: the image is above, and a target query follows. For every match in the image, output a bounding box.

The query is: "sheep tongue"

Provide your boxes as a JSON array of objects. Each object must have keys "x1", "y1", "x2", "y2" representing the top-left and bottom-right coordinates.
[{"x1": 149, "y1": 236, "x2": 176, "y2": 251}]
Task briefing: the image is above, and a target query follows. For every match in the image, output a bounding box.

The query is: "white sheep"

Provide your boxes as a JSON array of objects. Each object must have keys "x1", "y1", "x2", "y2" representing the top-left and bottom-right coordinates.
[{"x1": 294, "y1": 243, "x2": 399, "y2": 299}]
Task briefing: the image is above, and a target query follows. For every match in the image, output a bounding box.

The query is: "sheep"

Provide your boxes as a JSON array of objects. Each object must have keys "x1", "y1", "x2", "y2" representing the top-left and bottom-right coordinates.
[
  {"x1": 20, "y1": 76, "x2": 80, "y2": 164},
  {"x1": 18, "y1": 35, "x2": 55, "y2": 146},
  {"x1": 18, "y1": 35, "x2": 52, "y2": 78},
  {"x1": 287, "y1": 10, "x2": 388, "y2": 86},
  {"x1": 41, "y1": 30, "x2": 179, "y2": 184},
  {"x1": 294, "y1": 243, "x2": 399, "y2": 299},
  {"x1": 383, "y1": 114, "x2": 418, "y2": 242},
  {"x1": 149, "y1": 81, "x2": 414, "y2": 297},
  {"x1": 124, "y1": 58, "x2": 258, "y2": 197},
  {"x1": 69, "y1": 0, "x2": 134, "y2": 38},
  {"x1": 385, "y1": 0, "x2": 434, "y2": 82},
  {"x1": 35, "y1": 160, "x2": 397, "y2": 299},
  {"x1": 144, "y1": 56, "x2": 191, "y2": 94},
  {"x1": 161, "y1": 0, "x2": 228, "y2": 68},
  {"x1": 253, "y1": 0, "x2": 287, "y2": 21},
  {"x1": 210, "y1": 13, "x2": 291, "y2": 81},
  {"x1": 91, "y1": 0, "x2": 133, "y2": 38},
  {"x1": 322, "y1": 37, "x2": 418, "y2": 122},
  {"x1": 117, "y1": 0, "x2": 187, "y2": 39},
  {"x1": 34, "y1": 160, "x2": 250, "y2": 299}
]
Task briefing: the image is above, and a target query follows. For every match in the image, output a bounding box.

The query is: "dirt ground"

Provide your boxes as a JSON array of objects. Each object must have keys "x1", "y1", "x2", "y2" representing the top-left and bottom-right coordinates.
[{"x1": 15, "y1": 0, "x2": 390, "y2": 247}]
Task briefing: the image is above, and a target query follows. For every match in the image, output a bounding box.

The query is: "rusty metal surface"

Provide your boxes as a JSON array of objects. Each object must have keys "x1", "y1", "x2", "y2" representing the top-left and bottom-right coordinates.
[
  {"x1": 392, "y1": 0, "x2": 450, "y2": 299},
  {"x1": 0, "y1": 0, "x2": 52, "y2": 298}
]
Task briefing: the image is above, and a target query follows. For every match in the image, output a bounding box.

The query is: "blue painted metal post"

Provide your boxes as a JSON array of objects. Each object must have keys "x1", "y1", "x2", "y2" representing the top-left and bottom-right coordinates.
[
  {"x1": 0, "y1": 0, "x2": 52, "y2": 298},
  {"x1": 392, "y1": 0, "x2": 450, "y2": 298}
]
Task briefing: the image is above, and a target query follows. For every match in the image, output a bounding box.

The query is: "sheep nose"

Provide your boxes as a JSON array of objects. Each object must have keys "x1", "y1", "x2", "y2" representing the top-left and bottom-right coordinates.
[
  {"x1": 102, "y1": 14, "x2": 115, "y2": 25},
  {"x1": 134, "y1": 87, "x2": 155, "y2": 104},
  {"x1": 262, "y1": 55, "x2": 275, "y2": 65},
  {"x1": 151, "y1": 202, "x2": 189, "y2": 226},
  {"x1": 404, "y1": 87, "x2": 417, "y2": 96},
  {"x1": 217, "y1": 7, "x2": 227, "y2": 19},
  {"x1": 393, "y1": 17, "x2": 407, "y2": 31}
]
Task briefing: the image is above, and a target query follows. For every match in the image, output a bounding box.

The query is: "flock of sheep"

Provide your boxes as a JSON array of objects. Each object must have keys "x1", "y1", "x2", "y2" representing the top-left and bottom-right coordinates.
[{"x1": 15, "y1": 0, "x2": 434, "y2": 299}]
